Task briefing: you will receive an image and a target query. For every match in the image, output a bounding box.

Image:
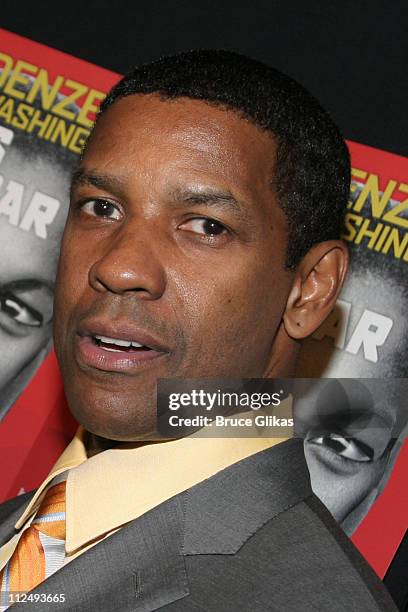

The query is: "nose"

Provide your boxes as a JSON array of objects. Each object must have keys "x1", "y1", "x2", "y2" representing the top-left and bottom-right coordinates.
[{"x1": 88, "y1": 223, "x2": 166, "y2": 299}]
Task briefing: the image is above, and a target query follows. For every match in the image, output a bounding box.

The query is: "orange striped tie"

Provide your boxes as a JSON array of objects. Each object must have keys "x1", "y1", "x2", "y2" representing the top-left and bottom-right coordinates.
[{"x1": 0, "y1": 481, "x2": 66, "y2": 593}]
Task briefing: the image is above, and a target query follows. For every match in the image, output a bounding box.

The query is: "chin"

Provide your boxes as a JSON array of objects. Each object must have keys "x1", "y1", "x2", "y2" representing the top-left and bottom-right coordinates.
[
  {"x1": 81, "y1": 418, "x2": 158, "y2": 442},
  {"x1": 68, "y1": 394, "x2": 158, "y2": 441}
]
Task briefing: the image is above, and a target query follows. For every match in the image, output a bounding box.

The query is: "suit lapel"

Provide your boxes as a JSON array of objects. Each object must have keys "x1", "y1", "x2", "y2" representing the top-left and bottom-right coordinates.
[
  {"x1": 10, "y1": 495, "x2": 189, "y2": 612},
  {"x1": 183, "y1": 437, "x2": 311, "y2": 554},
  {"x1": 0, "y1": 491, "x2": 34, "y2": 548}
]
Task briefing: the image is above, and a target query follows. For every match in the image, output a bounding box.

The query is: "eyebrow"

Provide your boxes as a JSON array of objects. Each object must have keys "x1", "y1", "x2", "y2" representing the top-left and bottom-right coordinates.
[
  {"x1": 172, "y1": 187, "x2": 239, "y2": 209},
  {"x1": 71, "y1": 169, "x2": 127, "y2": 195},
  {"x1": 1, "y1": 279, "x2": 54, "y2": 294},
  {"x1": 169, "y1": 187, "x2": 254, "y2": 225}
]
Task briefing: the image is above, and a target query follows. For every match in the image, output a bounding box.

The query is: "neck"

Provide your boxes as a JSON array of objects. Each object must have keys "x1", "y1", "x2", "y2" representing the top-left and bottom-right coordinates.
[
  {"x1": 85, "y1": 430, "x2": 166, "y2": 457},
  {"x1": 85, "y1": 432, "x2": 121, "y2": 457}
]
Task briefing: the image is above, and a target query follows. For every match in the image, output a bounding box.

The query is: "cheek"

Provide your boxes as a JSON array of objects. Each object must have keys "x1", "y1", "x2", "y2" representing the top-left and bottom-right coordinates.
[
  {"x1": 0, "y1": 328, "x2": 50, "y2": 389},
  {"x1": 53, "y1": 235, "x2": 87, "y2": 348},
  {"x1": 174, "y1": 262, "x2": 289, "y2": 374},
  {"x1": 305, "y1": 447, "x2": 384, "y2": 521},
  {"x1": 55, "y1": 231, "x2": 88, "y2": 309}
]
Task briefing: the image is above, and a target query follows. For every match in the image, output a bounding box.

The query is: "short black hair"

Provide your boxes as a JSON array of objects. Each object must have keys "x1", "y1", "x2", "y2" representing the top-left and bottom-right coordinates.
[
  {"x1": 98, "y1": 49, "x2": 351, "y2": 269},
  {"x1": 4, "y1": 79, "x2": 79, "y2": 172}
]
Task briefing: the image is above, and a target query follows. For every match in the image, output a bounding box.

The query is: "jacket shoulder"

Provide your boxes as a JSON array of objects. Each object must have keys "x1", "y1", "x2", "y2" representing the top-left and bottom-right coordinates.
[{"x1": 179, "y1": 494, "x2": 396, "y2": 611}]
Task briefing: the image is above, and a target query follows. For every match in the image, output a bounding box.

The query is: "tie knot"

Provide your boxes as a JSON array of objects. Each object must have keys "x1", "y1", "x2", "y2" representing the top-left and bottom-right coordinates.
[{"x1": 32, "y1": 481, "x2": 66, "y2": 540}]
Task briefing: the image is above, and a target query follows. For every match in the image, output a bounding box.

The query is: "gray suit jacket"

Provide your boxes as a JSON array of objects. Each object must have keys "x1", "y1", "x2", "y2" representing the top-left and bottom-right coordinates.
[{"x1": 0, "y1": 439, "x2": 396, "y2": 611}]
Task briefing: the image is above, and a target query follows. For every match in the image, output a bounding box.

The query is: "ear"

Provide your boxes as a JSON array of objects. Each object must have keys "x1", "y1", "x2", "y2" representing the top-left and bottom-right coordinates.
[{"x1": 283, "y1": 240, "x2": 349, "y2": 339}]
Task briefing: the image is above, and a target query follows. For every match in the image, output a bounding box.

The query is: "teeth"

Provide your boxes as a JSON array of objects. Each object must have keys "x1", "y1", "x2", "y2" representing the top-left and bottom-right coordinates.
[
  {"x1": 102, "y1": 346, "x2": 124, "y2": 353},
  {"x1": 95, "y1": 335, "x2": 131, "y2": 347},
  {"x1": 94, "y1": 335, "x2": 144, "y2": 348}
]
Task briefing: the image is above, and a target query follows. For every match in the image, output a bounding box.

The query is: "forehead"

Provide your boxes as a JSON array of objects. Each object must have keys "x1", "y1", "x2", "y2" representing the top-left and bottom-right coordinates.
[
  {"x1": 83, "y1": 94, "x2": 278, "y2": 195},
  {"x1": 338, "y1": 270, "x2": 407, "y2": 371},
  {"x1": 0, "y1": 149, "x2": 70, "y2": 283},
  {"x1": 1, "y1": 148, "x2": 70, "y2": 207},
  {"x1": 294, "y1": 379, "x2": 400, "y2": 432}
]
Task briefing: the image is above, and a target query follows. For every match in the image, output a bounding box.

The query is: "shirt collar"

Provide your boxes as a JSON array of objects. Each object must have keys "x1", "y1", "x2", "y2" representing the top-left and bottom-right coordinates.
[
  {"x1": 15, "y1": 420, "x2": 291, "y2": 555},
  {"x1": 15, "y1": 426, "x2": 88, "y2": 529},
  {"x1": 65, "y1": 431, "x2": 287, "y2": 554}
]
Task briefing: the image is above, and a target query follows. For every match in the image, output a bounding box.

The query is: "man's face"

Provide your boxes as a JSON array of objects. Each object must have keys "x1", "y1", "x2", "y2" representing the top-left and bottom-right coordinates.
[
  {"x1": 54, "y1": 94, "x2": 294, "y2": 440},
  {"x1": 0, "y1": 148, "x2": 69, "y2": 403}
]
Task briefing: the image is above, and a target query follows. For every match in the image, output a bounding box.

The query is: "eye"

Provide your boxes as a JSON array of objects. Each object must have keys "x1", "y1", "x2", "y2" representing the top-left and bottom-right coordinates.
[
  {"x1": 0, "y1": 292, "x2": 43, "y2": 327},
  {"x1": 308, "y1": 433, "x2": 373, "y2": 462},
  {"x1": 80, "y1": 199, "x2": 121, "y2": 220},
  {"x1": 179, "y1": 217, "x2": 227, "y2": 237}
]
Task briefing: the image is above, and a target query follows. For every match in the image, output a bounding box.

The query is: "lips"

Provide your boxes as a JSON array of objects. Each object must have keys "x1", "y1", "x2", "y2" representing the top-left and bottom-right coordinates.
[{"x1": 75, "y1": 320, "x2": 169, "y2": 373}]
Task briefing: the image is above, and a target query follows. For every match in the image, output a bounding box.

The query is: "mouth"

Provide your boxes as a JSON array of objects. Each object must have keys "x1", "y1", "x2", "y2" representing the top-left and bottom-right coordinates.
[
  {"x1": 75, "y1": 324, "x2": 170, "y2": 373},
  {"x1": 93, "y1": 334, "x2": 154, "y2": 353}
]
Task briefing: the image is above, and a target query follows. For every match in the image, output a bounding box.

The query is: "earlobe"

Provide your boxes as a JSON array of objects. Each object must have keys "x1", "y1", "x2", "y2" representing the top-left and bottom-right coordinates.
[{"x1": 283, "y1": 240, "x2": 349, "y2": 340}]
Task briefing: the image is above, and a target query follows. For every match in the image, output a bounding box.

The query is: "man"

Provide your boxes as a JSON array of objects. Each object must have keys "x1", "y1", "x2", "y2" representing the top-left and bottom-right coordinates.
[
  {"x1": 0, "y1": 50, "x2": 396, "y2": 610},
  {"x1": 0, "y1": 92, "x2": 77, "y2": 418}
]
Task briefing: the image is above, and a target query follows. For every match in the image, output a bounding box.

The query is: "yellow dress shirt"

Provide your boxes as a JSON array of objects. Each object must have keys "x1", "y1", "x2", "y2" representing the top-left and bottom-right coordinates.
[{"x1": 0, "y1": 424, "x2": 289, "y2": 572}]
